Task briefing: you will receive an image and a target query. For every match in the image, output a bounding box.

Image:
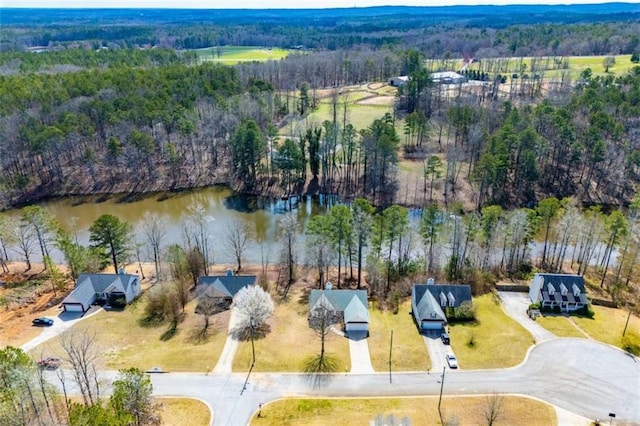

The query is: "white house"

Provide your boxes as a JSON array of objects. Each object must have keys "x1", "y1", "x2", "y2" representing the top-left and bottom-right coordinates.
[
  {"x1": 529, "y1": 273, "x2": 589, "y2": 312},
  {"x1": 62, "y1": 273, "x2": 140, "y2": 313}
]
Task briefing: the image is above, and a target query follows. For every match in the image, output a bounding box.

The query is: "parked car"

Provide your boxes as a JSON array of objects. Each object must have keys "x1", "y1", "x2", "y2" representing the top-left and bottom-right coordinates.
[
  {"x1": 441, "y1": 332, "x2": 450, "y2": 344},
  {"x1": 446, "y1": 354, "x2": 458, "y2": 369},
  {"x1": 32, "y1": 317, "x2": 54, "y2": 326},
  {"x1": 37, "y1": 357, "x2": 61, "y2": 370}
]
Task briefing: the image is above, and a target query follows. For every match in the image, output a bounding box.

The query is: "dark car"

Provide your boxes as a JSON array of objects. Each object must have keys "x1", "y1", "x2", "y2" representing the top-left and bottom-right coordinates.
[
  {"x1": 32, "y1": 317, "x2": 54, "y2": 326},
  {"x1": 441, "y1": 332, "x2": 450, "y2": 344}
]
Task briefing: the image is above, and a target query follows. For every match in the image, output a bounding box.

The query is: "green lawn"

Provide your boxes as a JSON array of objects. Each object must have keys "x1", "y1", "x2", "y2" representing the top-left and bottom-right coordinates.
[
  {"x1": 573, "y1": 306, "x2": 640, "y2": 355},
  {"x1": 232, "y1": 290, "x2": 351, "y2": 373},
  {"x1": 195, "y1": 46, "x2": 290, "y2": 64},
  {"x1": 535, "y1": 315, "x2": 585, "y2": 338},
  {"x1": 251, "y1": 396, "x2": 556, "y2": 426},
  {"x1": 305, "y1": 102, "x2": 392, "y2": 133},
  {"x1": 30, "y1": 298, "x2": 228, "y2": 372},
  {"x1": 368, "y1": 301, "x2": 431, "y2": 372},
  {"x1": 449, "y1": 294, "x2": 534, "y2": 369}
]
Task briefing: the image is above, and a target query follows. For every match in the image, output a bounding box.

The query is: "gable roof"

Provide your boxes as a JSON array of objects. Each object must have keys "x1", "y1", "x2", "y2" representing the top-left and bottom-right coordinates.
[
  {"x1": 423, "y1": 283, "x2": 472, "y2": 308},
  {"x1": 197, "y1": 275, "x2": 257, "y2": 298},
  {"x1": 309, "y1": 290, "x2": 368, "y2": 311},
  {"x1": 343, "y1": 296, "x2": 369, "y2": 323},
  {"x1": 412, "y1": 285, "x2": 447, "y2": 322},
  {"x1": 534, "y1": 273, "x2": 588, "y2": 305},
  {"x1": 62, "y1": 273, "x2": 138, "y2": 306}
]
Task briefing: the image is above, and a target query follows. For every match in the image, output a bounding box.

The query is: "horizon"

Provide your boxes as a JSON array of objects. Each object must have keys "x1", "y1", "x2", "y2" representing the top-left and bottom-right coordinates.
[{"x1": 0, "y1": 0, "x2": 631, "y2": 10}]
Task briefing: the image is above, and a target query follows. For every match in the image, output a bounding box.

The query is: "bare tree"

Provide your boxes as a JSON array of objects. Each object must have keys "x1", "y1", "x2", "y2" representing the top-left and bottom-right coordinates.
[
  {"x1": 278, "y1": 214, "x2": 300, "y2": 297},
  {"x1": 59, "y1": 330, "x2": 102, "y2": 406},
  {"x1": 483, "y1": 393, "x2": 504, "y2": 426},
  {"x1": 224, "y1": 219, "x2": 253, "y2": 273},
  {"x1": 141, "y1": 212, "x2": 167, "y2": 280},
  {"x1": 195, "y1": 284, "x2": 224, "y2": 331},
  {"x1": 308, "y1": 296, "x2": 341, "y2": 372},
  {"x1": 183, "y1": 203, "x2": 213, "y2": 274},
  {"x1": 4, "y1": 216, "x2": 36, "y2": 271},
  {"x1": 233, "y1": 285, "x2": 274, "y2": 331}
]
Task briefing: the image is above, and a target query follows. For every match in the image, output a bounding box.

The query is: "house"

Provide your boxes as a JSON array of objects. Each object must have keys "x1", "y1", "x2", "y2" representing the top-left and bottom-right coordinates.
[
  {"x1": 389, "y1": 75, "x2": 409, "y2": 87},
  {"x1": 308, "y1": 289, "x2": 369, "y2": 334},
  {"x1": 197, "y1": 274, "x2": 257, "y2": 310},
  {"x1": 431, "y1": 71, "x2": 466, "y2": 85},
  {"x1": 411, "y1": 279, "x2": 472, "y2": 332},
  {"x1": 62, "y1": 273, "x2": 141, "y2": 313},
  {"x1": 529, "y1": 273, "x2": 589, "y2": 312}
]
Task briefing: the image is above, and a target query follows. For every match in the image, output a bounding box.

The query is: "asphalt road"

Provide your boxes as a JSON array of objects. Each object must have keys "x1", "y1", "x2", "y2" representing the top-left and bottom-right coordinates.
[{"x1": 143, "y1": 339, "x2": 639, "y2": 425}]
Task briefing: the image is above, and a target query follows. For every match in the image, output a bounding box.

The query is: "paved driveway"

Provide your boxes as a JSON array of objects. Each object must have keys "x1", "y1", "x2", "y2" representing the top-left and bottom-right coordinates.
[
  {"x1": 422, "y1": 331, "x2": 455, "y2": 372},
  {"x1": 347, "y1": 332, "x2": 374, "y2": 374},
  {"x1": 498, "y1": 291, "x2": 556, "y2": 343}
]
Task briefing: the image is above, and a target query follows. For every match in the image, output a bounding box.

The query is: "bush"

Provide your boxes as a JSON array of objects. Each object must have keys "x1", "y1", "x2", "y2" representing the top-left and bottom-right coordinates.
[
  {"x1": 528, "y1": 302, "x2": 541, "y2": 310},
  {"x1": 576, "y1": 305, "x2": 595, "y2": 318}
]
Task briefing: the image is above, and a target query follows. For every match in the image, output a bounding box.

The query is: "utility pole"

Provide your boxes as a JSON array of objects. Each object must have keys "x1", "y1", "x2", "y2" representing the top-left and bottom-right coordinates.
[
  {"x1": 438, "y1": 366, "x2": 446, "y2": 425},
  {"x1": 622, "y1": 311, "x2": 631, "y2": 337},
  {"x1": 388, "y1": 330, "x2": 393, "y2": 384}
]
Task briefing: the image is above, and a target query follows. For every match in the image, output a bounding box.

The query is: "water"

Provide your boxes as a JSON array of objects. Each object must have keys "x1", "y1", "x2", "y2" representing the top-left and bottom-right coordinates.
[{"x1": 9, "y1": 187, "x2": 335, "y2": 264}]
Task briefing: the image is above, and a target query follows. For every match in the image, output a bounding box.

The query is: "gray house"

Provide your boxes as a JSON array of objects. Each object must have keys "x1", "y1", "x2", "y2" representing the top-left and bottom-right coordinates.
[
  {"x1": 197, "y1": 275, "x2": 257, "y2": 309},
  {"x1": 62, "y1": 273, "x2": 140, "y2": 313},
  {"x1": 411, "y1": 280, "x2": 472, "y2": 332},
  {"x1": 308, "y1": 289, "x2": 369, "y2": 334},
  {"x1": 431, "y1": 71, "x2": 466, "y2": 85},
  {"x1": 529, "y1": 273, "x2": 589, "y2": 312}
]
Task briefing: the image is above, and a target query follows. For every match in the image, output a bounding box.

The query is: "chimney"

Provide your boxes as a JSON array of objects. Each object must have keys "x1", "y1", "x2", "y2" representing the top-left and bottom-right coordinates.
[{"x1": 427, "y1": 278, "x2": 435, "y2": 286}]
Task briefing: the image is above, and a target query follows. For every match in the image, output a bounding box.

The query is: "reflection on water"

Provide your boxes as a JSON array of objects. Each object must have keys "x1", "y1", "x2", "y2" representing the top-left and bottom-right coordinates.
[{"x1": 12, "y1": 187, "x2": 338, "y2": 264}]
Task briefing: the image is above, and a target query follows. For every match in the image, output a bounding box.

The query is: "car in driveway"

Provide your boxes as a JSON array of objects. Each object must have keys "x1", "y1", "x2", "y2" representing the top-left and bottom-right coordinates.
[
  {"x1": 32, "y1": 317, "x2": 54, "y2": 326},
  {"x1": 446, "y1": 354, "x2": 458, "y2": 369},
  {"x1": 441, "y1": 332, "x2": 450, "y2": 344}
]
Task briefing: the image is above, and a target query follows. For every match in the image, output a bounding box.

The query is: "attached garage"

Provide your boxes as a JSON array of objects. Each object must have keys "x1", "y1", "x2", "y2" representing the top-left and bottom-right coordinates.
[
  {"x1": 420, "y1": 320, "x2": 444, "y2": 331},
  {"x1": 346, "y1": 322, "x2": 368, "y2": 333},
  {"x1": 309, "y1": 289, "x2": 370, "y2": 336},
  {"x1": 62, "y1": 303, "x2": 86, "y2": 313}
]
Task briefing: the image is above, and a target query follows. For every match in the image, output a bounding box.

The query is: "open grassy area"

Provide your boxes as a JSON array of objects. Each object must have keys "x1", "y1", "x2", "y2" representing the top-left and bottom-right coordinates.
[
  {"x1": 251, "y1": 395, "x2": 556, "y2": 426},
  {"x1": 232, "y1": 289, "x2": 351, "y2": 373},
  {"x1": 368, "y1": 300, "x2": 430, "y2": 371},
  {"x1": 31, "y1": 298, "x2": 228, "y2": 372},
  {"x1": 159, "y1": 398, "x2": 211, "y2": 426},
  {"x1": 573, "y1": 306, "x2": 640, "y2": 355},
  {"x1": 195, "y1": 46, "x2": 290, "y2": 64},
  {"x1": 449, "y1": 294, "x2": 533, "y2": 369},
  {"x1": 535, "y1": 315, "x2": 585, "y2": 338}
]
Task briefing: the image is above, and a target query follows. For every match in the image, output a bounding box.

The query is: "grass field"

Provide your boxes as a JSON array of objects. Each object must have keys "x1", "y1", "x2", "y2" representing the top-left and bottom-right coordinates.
[
  {"x1": 535, "y1": 315, "x2": 585, "y2": 338},
  {"x1": 30, "y1": 298, "x2": 228, "y2": 372},
  {"x1": 449, "y1": 294, "x2": 533, "y2": 369},
  {"x1": 367, "y1": 300, "x2": 431, "y2": 372},
  {"x1": 159, "y1": 398, "x2": 211, "y2": 426},
  {"x1": 573, "y1": 306, "x2": 640, "y2": 355},
  {"x1": 251, "y1": 395, "x2": 556, "y2": 426},
  {"x1": 232, "y1": 288, "x2": 351, "y2": 373},
  {"x1": 195, "y1": 46, "x2": 290, "y2": 64}
]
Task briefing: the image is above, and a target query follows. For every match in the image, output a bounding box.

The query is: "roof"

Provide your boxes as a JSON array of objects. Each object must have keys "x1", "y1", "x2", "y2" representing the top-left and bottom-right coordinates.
[
  {"x1": 309, "y1": 290, "x2": 369, "y2": 323},
  {"x1": 412, "y1": 285, "x2": 447, "y2": 322},
  {"x1": 534, "y1": 274, "x2": 589, "y2": 305},
  {"x1": 62, "y1": 273, "x2": 138, "y2": 306},
  {"x1": 431, "y1": 71, "x2": 465, "y2": 81},
  {"x1": 197, "y1": 275, "x2": 257, "y2": 298}
]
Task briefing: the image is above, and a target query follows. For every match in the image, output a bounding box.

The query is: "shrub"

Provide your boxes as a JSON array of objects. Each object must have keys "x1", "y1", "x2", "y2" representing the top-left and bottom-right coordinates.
[
  {"x1": 576, "y1": 305, "x2": 595, "y2": 318},
  {"x1": 528, "y1": 302, "x2": 541, "y2": 310}
]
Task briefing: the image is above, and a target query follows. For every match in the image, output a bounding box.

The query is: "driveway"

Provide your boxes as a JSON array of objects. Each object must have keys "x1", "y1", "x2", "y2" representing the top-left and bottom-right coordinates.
[
  {"x1": 212, "y1": 308, "x2": 241, "y2": 373},
  {"x1": 422, "y1": 331, "x2": 455, "y2": 372},
  {"x1": 347, "y1": 332, "x2": 374, "y2": 374},
  {"x1": 21, "y1": 306, "x2": 103, "y2": 353},
  {"x1": 498, "y1": 291, "x2": 556, "y2": 343}
]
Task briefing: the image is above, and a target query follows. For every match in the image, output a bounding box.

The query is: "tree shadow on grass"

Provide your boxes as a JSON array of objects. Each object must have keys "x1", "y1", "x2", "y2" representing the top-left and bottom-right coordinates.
[
  {"x1": 302, "y1": 354, "x2": 338, "y2": 389},
  {"x1": 230, "y1": 323, "x2": 271, "y2": 341},
  {"x1": 187, "y1": 326, "x2": 220, "y2": 345},
  {"x1": 160, "y1": 325, "x2": 178, "y2": 341},
  {"x1": 137, "y1": 314, "x2": 165, "y2": 328}
]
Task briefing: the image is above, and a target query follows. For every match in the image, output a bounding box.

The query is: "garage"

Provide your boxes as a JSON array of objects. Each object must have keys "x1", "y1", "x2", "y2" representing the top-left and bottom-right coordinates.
[
  {"x1": 62, "y1": 303, "x2": 85, "y2": 313},
  {"x1": 346, "y1": 322, "x2": 369, "y2": 333},
  {"x1": 421, "y1": 320, "x2": 444, "y2": 331}
]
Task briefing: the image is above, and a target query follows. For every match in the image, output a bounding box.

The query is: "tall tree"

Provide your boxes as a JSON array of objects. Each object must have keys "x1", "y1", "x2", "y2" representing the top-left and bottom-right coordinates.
[
  {"x1": 224, "y1": 219, "x2": 253, "y2": 273},
  {"x1": 306, "y1": 215, "x2": 334, "y2": 288},
  {"x1": 89, "y1": 214, "x2": 133, "y2": 274},
  {"x1": 140, "y1": 212, "x2": 166, "y2": 280},
  {"x1": 109, "y1": 368, "x2": 161, "y2": 426},
  {"x1": 230, "y1": 118, "x2": 265, "y2": 187},
  {"x1": 328, "y1": 205, "x2": 353, "y2": 288},
  {"x1": 536, "y1": 197, "x2": 561, "y2": 268},
  {"x1": 351, "y1": 198, "x2": 374, "y2": 289},
  {"x1": 21, "y1": 206, "x2": 56, "y2": 265}
]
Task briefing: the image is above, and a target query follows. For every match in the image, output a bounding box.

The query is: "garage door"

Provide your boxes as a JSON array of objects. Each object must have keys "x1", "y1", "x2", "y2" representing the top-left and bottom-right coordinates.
[
  {"x1": 346, "y1": 322, "x2": 369, "y2": 333},
  {"x1": 63, "y1": 303, "x2": 85, "y2": 313},
  {"x1": 421, "y1": 320, "x2": 443, "y2": 331}
]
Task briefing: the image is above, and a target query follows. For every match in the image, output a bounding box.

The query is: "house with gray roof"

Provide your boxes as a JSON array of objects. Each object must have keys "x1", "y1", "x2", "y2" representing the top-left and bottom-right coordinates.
[
  {"x1": 411, "y1": 280, "x2": 472, "y2": 332},
  {"x1": 529, "y1": 273, "x2": 589, "y2": 312},
  {"x1": 62, "y1": 273, "x2": 140, "y2": 313},
  {"x1": 197, "y1": 275, "x2": 257, "y2": 310},
  {"x1": 308, "y1": 289, "x2": 369, "y2": 335}
]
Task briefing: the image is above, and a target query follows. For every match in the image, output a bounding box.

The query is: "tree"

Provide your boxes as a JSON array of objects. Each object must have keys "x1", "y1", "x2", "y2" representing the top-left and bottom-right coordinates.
[
  {"x1": 600, "y1": 210, "x2": 628, "y2": 288},
  {"x1": 60, "y1": 330, "x2": 102, "y2": 406},
  {"x1": 424, "y1": 155, "x2": 443, "y2": 202},
  {"x1": 57, "y1": 227, "x2": 105, "y2": 279},
  {"x1": 483, "y1": 393, "x2": 504, "y2": 426},
  {"x1": 603, "y1": 56, "x2": 615, "y2": 73},
  {"x1": 195, "y1": 284, "x2": 225, "y2": 331},
  {"x1": 182, "y1": 203, "x2": 213, "y2": 275},
  {"x1": 230, "y1": 118, "x2": 265, "y2": 186},
  {"x1": 278, "y1": 214, "x2": 299, "y2": 297},
  {"x1": 536, "y1": 197, "x2": 561, "y2": 268},
  {"x1": 382, "y1": 205, "x2": 410, "y2": 293},
  {"x1": 420, "y1": 203, "x2": 442, "y2": 273},
  {"x1": 140, "y1": 212, "x2": 166, "y2": 280},
  {"x1": 632, "y1": 52, "x2": 640, "y2": 63},
  {"x1": 109, "y1": 368, "x2": 161, "y2": 426},
  {"x1": 306, "y1": 215, "x2": 334, "y2": 288},
  {"x1": 21, "y1": 205, "x2": 56, "y2": 265},
  {"x1": 328, "y1": 205, "x2": 353, "y2": 288},
  {"x1": 89, "y1": 214, "x2": 133, "y2": 274},
  {"x1": 308, "y1": 296, "x2": 341, "y2": 372},
  {"x1": 233, "y1": 285, "x2": 274, "y2": 331},
  {"x1": 224, "y1": 219, "x2": 253, "y2": 273},
  {"x1": 352, "y1": 199, "x2": 374, "y2": 289}
]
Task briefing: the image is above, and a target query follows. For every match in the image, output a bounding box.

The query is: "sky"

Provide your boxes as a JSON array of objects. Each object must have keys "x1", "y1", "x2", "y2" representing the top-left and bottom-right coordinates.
[{"x1": 1, "y1": 0, "x2": 626, "y2": 9}]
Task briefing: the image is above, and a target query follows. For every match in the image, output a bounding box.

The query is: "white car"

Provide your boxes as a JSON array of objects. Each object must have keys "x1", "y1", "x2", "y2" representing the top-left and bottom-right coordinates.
[{"x1": 446, "y1": 354, "x2": 458, "y2": 369}]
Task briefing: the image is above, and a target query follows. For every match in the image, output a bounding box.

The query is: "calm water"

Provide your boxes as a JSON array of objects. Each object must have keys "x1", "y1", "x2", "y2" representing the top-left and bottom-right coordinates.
[{"x1": 13, "y1": 187, "x2": 336, "y2": 264}]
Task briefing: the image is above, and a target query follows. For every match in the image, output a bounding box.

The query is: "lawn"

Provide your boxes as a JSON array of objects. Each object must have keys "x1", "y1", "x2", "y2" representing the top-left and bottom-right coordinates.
[
  {"x1": 449, "y1": 294, "x2": 533, "y2": 369},
  {"x1": 158, "y1": 398, "x2": 211, "y2": 426},
  {"x1": 30, "y1": 298, "x2": 229, "y2": 372},
  {"x1": 304, "y1": 102, "x2": 392, "y2": 133},
  {"x1": 535, "y1": 315, "x2": 585, "y2": 338},
  {"x1": 573, "y1": 306, "x2": 640, "y2": 355},
  {"x1": 195, "y1": 46, "x2": 290, "y2": 64},
  {"x1": 368, "y1": 300, "x2": 430, "y2": 372},
  {"x1": 232, "y1": 288, "x2": 351, "y2": 373},
  {"x1": 251, "y1": 395, "x2": 556, "y2": 426}
]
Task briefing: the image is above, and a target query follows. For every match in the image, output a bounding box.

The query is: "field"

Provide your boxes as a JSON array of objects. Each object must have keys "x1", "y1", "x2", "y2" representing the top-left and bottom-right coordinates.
[
  {"x1": 29, "y1": 298, "x2": 229, "y2": 372},
  {"x1": 367, "y1": 300, "x2": 431, "y2": 372},
  {"x1": 195, "y1": 46, "x2": 290, "y2": 64},
  {"x1": 251, "y1": 395, "x2": 556, "y2": 426},
  {"x1": 232, "y1": 286, "x2": 351, "y2": 373},
  {"x1": 449, "y1": 294, "x2": 534, "y2": 369},
  {"x1": 159, "y1": 398, "x2": 211, "y2": 426}
]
